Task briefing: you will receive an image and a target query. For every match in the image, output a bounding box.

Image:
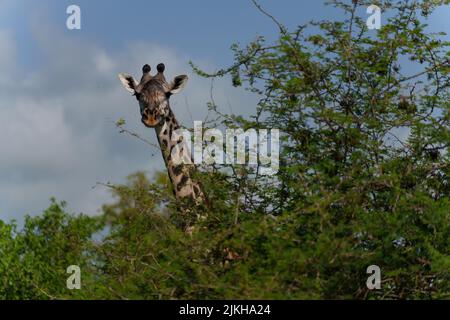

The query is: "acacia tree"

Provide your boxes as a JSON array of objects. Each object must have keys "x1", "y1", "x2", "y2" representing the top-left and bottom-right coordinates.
[{"x1": 191, "y1": 0, "x2": 449, "y2": 298}]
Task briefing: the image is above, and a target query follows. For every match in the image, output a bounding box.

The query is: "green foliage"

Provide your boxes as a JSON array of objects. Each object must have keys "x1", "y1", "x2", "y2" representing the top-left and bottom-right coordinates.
[
  {"x1": 0, "y1": 200, "x2": 102, "y2": 299},
  {"x1": 0, "y1": 0, "x2": 449, "y2": 299}
]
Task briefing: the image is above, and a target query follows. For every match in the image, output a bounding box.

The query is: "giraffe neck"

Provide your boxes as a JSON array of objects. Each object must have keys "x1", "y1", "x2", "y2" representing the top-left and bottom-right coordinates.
[{"x1": 154, "y1": 109, "x2": 206, "y2": 205}]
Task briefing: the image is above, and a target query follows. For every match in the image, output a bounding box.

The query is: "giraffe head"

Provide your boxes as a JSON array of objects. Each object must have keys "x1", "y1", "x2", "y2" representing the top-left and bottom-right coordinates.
[{"x1": 118, "y1": 63, "x2": 188, "y2": 128}]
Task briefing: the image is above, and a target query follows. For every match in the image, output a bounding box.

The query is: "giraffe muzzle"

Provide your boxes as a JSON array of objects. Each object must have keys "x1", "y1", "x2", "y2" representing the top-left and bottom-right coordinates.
[{"x1": 141, "y1": 108, "x2": 160, "y2": 127}]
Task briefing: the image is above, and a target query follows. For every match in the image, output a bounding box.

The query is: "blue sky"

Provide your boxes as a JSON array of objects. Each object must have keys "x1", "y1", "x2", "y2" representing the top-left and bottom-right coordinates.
[
  {"x1": 2, "y1": 0, "x2": 338, "y2": 67},
  {"x1": 0, "y1": 0, "x2": 449, "y2": 222}
]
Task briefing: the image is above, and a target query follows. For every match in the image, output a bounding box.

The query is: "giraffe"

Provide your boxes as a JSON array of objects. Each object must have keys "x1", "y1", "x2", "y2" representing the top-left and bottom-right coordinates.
[{"x1": 118, "y1": 63, "x2": 207, "y2": 230}]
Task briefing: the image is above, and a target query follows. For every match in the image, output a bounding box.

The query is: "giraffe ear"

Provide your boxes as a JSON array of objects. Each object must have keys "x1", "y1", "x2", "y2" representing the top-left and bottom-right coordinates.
[
  {"x1": 167, "y1": 75, "x2": 188, "y2": 95},
  {"x1": 118, "y1": 73, "x2": 138, "y2": 94}
]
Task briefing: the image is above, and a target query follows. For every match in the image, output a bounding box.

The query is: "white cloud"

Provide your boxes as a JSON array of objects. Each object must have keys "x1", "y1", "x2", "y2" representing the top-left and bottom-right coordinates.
[
  {"x1": 0, "y1": 22, "x2": 258, "y2": 223},
  {"x1": 95, "y1": 51, "x2": 116, "y2": 74},
  {"x1": 0, "y1": 99, "x2": 75, "y2": 174}
]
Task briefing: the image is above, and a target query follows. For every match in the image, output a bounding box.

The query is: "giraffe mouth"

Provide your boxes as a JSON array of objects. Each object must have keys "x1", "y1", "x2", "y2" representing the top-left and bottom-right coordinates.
[
  {"x1": 142, "y1": 116, "x2": 160, "y2": 127},
  {"x1": 141, "y1": 109, "x2": 161, "y2": 127}
]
